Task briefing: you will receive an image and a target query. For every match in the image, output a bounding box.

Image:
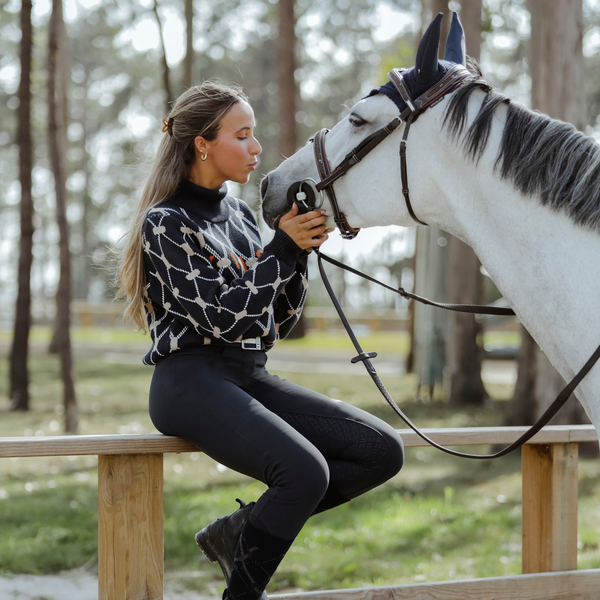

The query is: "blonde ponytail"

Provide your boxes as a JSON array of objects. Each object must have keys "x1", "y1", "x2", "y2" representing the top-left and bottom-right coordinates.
[{"x1": 117, "y1": 80, "x2": 248, "y2": 331}]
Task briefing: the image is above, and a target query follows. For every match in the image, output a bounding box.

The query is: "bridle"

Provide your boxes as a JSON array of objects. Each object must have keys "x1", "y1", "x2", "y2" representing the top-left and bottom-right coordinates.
[
  {"x1": 307, "y1": 64, "x2": 471, "y2": 238},
  {"x1": 292, "y1": 65, "x2": 600, "y2": 459}
]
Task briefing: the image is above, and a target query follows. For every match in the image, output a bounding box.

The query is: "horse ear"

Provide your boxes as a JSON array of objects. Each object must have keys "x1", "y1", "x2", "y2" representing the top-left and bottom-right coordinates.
[
  {"x1": 415, "y1": 12, "x2": 443, "y2": 84},
  {"x1": 444, "y1": 12, "x2": 466, "y2": 66}
]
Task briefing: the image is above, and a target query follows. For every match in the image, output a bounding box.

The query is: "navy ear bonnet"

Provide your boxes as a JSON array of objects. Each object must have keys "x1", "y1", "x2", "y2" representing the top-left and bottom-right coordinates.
[
  {"x1": 364, "y1": 11, "x2": 467, "y2": 115},
  {"x1": 364, "y1": 60, "x2": 456, "y2": 114}
]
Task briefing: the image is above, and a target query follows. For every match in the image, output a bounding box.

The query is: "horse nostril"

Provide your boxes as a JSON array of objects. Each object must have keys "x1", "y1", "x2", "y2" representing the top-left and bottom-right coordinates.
[{"x1": 260, "y1": 176, "x2": 269, "y2": 198}]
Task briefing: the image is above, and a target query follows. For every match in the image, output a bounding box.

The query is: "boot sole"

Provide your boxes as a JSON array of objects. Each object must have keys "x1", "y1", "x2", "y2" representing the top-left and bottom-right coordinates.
[
  {"x1": 195, "y1": 529, "x2": 220, "y2": 564},
  {"x1": 196, "y1": 529, "x2": 232, "y2": 584}
]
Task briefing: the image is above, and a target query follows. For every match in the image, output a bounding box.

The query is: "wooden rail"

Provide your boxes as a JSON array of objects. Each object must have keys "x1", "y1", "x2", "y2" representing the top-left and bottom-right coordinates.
[{"x1": 1, "y1": 425, "x2": 598, "y2": 600}]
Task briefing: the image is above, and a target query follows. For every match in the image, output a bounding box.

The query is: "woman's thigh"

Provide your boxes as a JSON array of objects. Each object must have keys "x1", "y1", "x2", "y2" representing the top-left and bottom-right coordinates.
[
  {"x1": 248, "y1": 365, "x2": 404, "y2": 468},
  {"x1": 149, "y1": 352, "x2": 329, "y2": 489}
]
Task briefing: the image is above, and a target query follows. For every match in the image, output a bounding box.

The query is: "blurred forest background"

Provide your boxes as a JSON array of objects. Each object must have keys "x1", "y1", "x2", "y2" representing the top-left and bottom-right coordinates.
[{"x1": 3, "y1": 0, "x2": 600, "y2": 432}]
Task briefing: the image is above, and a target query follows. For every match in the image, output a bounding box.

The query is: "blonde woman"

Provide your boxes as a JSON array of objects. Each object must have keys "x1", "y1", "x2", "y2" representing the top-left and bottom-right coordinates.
[{"x1": 118, "y1": 81, "x2": 404, "y2": 600}]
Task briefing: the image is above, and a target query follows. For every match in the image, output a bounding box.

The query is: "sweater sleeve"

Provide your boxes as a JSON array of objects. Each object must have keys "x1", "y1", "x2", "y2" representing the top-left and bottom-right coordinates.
[
  {"x1": 273, "y1": 253, "x2": 309, "y2": 339},
  {"x1": 143, "y1": 207, "x2": 303, "y2": 343}
]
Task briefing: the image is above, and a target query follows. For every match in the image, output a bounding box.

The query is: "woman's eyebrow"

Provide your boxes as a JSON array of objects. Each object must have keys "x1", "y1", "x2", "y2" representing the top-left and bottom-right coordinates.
[{"x1": 235, "y1": 126, "x2": 252, "y2": 133}]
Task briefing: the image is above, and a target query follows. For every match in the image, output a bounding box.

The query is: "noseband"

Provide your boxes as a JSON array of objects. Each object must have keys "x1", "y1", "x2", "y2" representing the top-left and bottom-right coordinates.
[{"x1": 310, "y1": 64, "x2": 470, "y2": 238}]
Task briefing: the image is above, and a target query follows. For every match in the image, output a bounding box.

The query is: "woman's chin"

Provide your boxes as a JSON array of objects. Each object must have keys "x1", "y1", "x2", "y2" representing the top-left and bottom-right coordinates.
[{"x1": 230, "y1": 174, "x2": 251, "y2": 185}]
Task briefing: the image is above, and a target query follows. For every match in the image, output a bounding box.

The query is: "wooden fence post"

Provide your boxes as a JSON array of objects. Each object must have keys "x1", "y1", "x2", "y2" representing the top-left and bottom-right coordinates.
[
  {"x1": 522, "y1": 442, "x2": 578, "y2": 573},
  {"x1": 98, "y1": 454, "x2": 164, "y2": 600}
]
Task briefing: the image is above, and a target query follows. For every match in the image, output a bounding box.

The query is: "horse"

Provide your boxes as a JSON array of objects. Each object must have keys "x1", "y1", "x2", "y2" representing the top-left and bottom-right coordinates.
[{"x1": 260, "y1": 12, "x2": 600, "y2": 444}]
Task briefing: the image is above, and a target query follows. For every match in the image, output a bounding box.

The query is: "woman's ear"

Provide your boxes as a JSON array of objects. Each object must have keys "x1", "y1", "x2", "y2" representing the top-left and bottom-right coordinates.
[{"x1": 194, "y1": 136, "x2": 209, "y2": 155}]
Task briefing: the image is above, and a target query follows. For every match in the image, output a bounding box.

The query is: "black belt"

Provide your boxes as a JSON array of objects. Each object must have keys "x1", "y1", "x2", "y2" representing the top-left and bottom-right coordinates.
[{"x1": 201, "y1": 337, "x2": 266, "y2": 351}]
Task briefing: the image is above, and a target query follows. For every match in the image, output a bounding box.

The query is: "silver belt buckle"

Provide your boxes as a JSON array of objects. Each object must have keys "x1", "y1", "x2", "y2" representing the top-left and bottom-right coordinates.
[{"x1": 241, "y1": 337, "x2": 262, "y2": 350}]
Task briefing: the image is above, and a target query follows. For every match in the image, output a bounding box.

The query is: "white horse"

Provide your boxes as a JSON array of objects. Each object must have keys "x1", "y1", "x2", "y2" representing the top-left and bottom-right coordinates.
[{"x1": 261, "y1": 12, "x2": 600, "y2": 442}]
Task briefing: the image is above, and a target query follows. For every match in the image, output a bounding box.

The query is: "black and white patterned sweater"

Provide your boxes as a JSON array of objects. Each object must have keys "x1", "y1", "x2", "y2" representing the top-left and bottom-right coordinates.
[{"x1": 142, "y1": 181, "x2": 308, "y2": 365}]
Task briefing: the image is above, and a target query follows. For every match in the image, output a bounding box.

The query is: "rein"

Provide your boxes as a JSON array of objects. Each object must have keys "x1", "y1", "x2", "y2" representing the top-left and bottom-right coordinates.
[
  {"x1": 316, "y1": 249, "x2": 600, "y2": 459},
  {"x1": 301, "y1": 65, "x2": 600, "y2": 458}
]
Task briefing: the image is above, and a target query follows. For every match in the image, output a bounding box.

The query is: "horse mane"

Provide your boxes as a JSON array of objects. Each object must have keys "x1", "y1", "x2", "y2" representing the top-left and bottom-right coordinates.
[{"x1": 443, "y1": 70, "x2": 600, "y2": 231}]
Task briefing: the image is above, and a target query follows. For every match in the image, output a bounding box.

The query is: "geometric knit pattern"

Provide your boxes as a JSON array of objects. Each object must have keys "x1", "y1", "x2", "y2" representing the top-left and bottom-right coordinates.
[{"x1": 142, "y1": 181, "x2": 308, "y2": 365}]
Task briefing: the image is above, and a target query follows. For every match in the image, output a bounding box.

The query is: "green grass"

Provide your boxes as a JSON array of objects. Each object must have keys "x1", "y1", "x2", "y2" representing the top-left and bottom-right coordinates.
[{"x1": 0, "y1": 327, "x2": 598, "y2": 594}]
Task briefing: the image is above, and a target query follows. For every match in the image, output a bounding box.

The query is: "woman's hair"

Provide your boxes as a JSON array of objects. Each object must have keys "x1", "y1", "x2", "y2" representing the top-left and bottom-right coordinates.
[{"x1": 117, "y1": 80, "x2": 249, "y2": 331}]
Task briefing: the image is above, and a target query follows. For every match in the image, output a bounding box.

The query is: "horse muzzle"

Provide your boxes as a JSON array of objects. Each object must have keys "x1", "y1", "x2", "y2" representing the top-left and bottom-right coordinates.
[{"x1": 261, "y1": 175, "x2": 324, "y2": 229}]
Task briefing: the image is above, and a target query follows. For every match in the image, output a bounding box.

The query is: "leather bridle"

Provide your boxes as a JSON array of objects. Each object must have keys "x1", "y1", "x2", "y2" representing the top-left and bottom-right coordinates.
[{"x1": 310, "y1": 64, "x2": 470, "y2": 237}]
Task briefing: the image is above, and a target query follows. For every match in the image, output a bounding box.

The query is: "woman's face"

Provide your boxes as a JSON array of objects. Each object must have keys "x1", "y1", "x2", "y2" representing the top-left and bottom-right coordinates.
[{"x1": 194, "y1": 101, "x2": 262, "y2": 188}]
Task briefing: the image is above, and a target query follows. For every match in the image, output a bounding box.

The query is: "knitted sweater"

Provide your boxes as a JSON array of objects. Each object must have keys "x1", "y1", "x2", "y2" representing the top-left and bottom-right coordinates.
[{"x1": 142, "y1": 181, "x2": 308, "y2": 365}]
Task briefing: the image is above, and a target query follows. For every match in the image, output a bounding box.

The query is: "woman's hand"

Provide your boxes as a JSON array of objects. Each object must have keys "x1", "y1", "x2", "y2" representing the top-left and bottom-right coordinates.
[{"x1": 278, "y1": 203, "x2": 334, "y2": 252}]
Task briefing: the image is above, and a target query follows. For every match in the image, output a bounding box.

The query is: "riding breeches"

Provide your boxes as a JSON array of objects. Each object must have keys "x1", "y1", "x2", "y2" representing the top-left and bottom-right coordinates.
[{"x1": 149, "y1": 345, "x2": 404, "y2": 541}]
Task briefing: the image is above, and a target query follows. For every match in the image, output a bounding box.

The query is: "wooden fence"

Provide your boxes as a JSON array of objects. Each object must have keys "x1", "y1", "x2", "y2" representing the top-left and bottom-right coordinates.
[
  {"x1": 65, "y1": 302, "x2": 410, "y2": 331},
  {"x1": 1, "y1": 425, "x2": 599, "y2": 600}
]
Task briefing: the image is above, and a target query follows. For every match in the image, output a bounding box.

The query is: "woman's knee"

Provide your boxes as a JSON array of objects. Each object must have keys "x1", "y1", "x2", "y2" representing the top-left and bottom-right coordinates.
[
  {"x1": 372, "y1": 421, "x2": 404, "y2": 478},
  {"x1": 385, "y1": 430, "x2": 404, "y2": 476},
  {"x1": 278, "y1": 448, "x2": 330, "y2": 503}
]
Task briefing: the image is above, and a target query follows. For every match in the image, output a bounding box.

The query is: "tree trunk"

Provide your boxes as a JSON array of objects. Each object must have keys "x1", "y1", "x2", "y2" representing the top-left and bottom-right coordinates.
[
  {"x1": 278, "y1": 0, "x2": 305, "y2": 338},
  {"x1": 48, "y1": 0, "x2": 78, "y2": 434},
  {"x1": 411, "y1": 1, "x2": 450, "y2": 395},
  {"x1": 413, "y1": 228, "x2": 448, "y2": 398},
  {"x1": 152, "y1": 0, "x2": 173, "y2": 115},
  {"x1": 461, "y1": 0, "x2": 482, "y2": 62},
  {"x1": 432, "y1": 0, "x2": 450, "y2": 59},
  {"x1": 80, "y1": 63, "x2": 92, "y2": 302},
  {"x1": 406, "y1": 250, "x2": 416, "y2": 373},
  {"x1": 504, "y1": 326, "x2": 538, "y2": 426},
  {"x1": 9, "y1": 0, "x2": 34, "y2": 412},
  {"x1": 278, "y1": 0, "x2": 296, "y2": 160},
  {"x1": 183, "y1": 0, "x2": 194, "y2": 91},
  {"x1": 445, "y1": 0, "x2": 485, "y2": 406},
  {"x1": 529, "y1": 0, "x2": 585, "y2": 130},
  {"x1": 507, "y1": 0, "x2": 587, "y2": 427}
]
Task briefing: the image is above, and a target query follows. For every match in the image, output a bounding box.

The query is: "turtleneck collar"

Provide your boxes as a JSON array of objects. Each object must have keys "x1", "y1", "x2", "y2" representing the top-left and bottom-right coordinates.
[{"x1": 168, "y1": 180, "x2": 231, "y2": 222}]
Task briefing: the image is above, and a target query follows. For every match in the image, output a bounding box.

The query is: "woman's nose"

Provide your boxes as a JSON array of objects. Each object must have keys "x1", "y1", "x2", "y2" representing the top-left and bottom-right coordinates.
[{"x1": 251, "y1": 138, "x2": 262, "y2": 156}]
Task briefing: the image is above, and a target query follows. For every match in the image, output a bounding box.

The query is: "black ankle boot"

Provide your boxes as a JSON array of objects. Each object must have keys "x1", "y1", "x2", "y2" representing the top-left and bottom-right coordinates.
[
  {"x1": 196, "y1": 498, "x2": 255, "y2": 585},
  {"x1": 227, "y1": 521, "x2": 294, "y2": 600}
]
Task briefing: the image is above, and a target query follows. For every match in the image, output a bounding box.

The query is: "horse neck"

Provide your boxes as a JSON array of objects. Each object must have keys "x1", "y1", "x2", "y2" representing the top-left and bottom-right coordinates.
[{"x1": 410, "y1": 104, "x2": 600, "y2": 422}]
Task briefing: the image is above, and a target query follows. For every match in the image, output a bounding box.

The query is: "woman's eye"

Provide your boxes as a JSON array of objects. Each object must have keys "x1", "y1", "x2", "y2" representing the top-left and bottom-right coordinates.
[
  {"x1": 238, "y1": 136, "x2": 248, "y2": 140},
  {"x1": 349, "y1": 114, "x2": 367, "y2": 127}
]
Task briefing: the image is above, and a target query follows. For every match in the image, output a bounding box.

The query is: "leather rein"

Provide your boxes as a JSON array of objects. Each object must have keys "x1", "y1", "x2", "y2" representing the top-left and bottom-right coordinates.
[{"x1": 305, "y1": 65, "x2": 600, "y2": 459}]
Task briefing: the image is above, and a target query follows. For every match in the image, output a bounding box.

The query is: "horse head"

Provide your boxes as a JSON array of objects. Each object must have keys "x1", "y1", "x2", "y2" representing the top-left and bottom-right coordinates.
[{"x1": 261, "y1": 12, "x2": 467, "y2": 235}]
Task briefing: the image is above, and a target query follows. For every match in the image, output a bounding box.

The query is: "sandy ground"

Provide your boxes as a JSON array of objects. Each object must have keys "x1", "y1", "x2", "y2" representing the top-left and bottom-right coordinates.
[{"x1": 0, "y1": 569, "x2": 215, "y2": 600}]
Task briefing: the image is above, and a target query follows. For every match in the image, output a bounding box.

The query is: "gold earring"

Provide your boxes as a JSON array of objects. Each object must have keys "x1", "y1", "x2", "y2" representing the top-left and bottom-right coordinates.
[{"x1": 200, "y1": 152, "x2": 207, "y2": 161}]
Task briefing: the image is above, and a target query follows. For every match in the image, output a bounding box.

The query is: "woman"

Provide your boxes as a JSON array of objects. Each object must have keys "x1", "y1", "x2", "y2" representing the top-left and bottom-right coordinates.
[{"x1": 118, "y1": 80, "x2": 404, "y2": 600}]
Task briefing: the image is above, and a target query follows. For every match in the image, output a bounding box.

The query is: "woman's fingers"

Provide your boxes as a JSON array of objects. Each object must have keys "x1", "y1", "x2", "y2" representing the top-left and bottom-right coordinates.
[
  {"x1": 278, "y1": 205, "x2": 334, "y2": 250},
  {"x1": 279, "y1": 202, "x2": 299, "y2": 224}
]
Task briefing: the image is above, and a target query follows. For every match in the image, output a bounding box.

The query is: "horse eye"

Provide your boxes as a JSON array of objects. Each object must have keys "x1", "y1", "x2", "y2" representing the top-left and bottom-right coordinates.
[{"x1": 349, "y1": 114, "x2": 367, "y2": 127}]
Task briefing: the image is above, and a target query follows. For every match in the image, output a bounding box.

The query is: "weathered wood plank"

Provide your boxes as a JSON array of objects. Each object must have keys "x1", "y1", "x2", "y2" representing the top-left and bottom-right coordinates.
[
  {"x1": 0, "y1": 425, "x2": 596, "y2": 457},
  {"x1": 522, "y1": 443, "x2": 578, "y2": 573},
  {"x1": 98, "y1": 454, "x2": 164, "y2": 600},
  {"x1": 0, "y1": 434, "x2": 197, "y2": 457},
  {"x1": 271, "y1": 569, "x2": 600, "y2": 600}
]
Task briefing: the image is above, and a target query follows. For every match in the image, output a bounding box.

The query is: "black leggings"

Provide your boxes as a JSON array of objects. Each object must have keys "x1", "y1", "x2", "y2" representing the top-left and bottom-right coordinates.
[{"x1": 149, "y1": 346, "x2": 404, "y2": 541}]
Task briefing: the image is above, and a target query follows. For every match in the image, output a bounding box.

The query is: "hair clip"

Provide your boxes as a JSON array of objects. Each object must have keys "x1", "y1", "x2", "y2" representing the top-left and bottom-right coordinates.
[{"x1": 162, "y1": 117, "x2": 174, "y2": 136}]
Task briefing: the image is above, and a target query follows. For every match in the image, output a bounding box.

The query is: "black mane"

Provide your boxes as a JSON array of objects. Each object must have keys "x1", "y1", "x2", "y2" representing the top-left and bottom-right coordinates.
[{"x1": 443, "y1": 72, "x2": 600, "y2": 231}]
